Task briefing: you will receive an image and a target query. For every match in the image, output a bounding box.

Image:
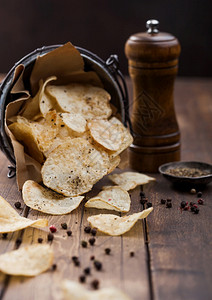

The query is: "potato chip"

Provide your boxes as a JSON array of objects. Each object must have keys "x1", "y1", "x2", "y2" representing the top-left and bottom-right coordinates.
[
  {"x1": 108, "y1": 171, "x2": 156, "y2": 191},
  {"x1": 22, "y1": 180, "x2": 84, "y2": 215},
  {"x1": 87, "y1": 207, "x2": 153, "y2": 236},
  {"x1": 41, "y1": 138, "x2": 112, "y2": 196},
  {"x1": 8, "y1": 118, "x2": 45, "y2": 164},
  {"x1": 0, "y1": 244, "x2": 53, "y2": 276},
  {"x1": 62, "y1": 280, "x2": 132, "y2": 300},
  {"x1": 0, "y1": 195, "x2": 48, "y2": 233},
  {"x1": 58, "y1": 112, "x2": 86, "y2": 134},
  {"x1": 20, "y1": 76, "x2": 57, "y2": 119},
  {"x1": 46, "y1": 83, "x2": 112, "y2": 120},
  {"x1": 88, "y1": 117, "x2": 126, "y2": 151},
  {"x1": 85, "y1": 186, "x2": 130, "y2": 212}
]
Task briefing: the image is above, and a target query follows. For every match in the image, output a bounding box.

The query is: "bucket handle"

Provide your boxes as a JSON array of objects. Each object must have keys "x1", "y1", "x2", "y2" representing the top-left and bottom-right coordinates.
[{"x1": 105, "y1": 55, "x2": 133, "y2": 134}]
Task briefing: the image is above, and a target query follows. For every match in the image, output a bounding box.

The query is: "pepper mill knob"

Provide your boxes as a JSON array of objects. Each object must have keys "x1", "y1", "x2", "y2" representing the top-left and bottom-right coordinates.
[
  {"x1": 146, "y1": 19, "x2": 159, "y2": 34},
  {"x1": 125, "y1": 20, "x2": 181, "y2": 172}
]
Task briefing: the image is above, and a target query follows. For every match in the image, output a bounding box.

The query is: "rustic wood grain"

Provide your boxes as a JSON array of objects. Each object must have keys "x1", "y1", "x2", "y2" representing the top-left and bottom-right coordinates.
[{"x1": 144, "y1": 78, "x2": 212, "y2": 300}]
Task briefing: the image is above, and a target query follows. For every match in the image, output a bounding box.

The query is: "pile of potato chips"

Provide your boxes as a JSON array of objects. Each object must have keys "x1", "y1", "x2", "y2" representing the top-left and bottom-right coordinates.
[{"x1": 9, "y1": 79, "x2": 133, "y2": 199}]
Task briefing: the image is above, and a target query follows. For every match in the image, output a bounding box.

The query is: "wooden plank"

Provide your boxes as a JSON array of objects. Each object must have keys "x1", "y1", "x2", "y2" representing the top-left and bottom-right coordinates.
[
  {"x1": 2, "y1": 173, "x2": 150, "y2": 300},
  {"x1": 146, "y1": 78, "x2": 212, "y2": 300}
]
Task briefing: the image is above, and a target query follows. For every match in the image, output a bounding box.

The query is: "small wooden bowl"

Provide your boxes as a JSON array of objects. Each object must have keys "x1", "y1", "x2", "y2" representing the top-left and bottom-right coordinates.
[{"x1": 159, "y1": 161, "x2": 212, "y2": 186}]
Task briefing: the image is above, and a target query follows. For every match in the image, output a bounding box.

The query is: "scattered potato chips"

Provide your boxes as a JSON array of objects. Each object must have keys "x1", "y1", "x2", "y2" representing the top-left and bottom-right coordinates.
[
  {"x1": 85, "y1": 186, "x2": 130, "y2": 212},
  {"x1": 46, "y1": 83, "x2": 112, "y2": 120},
  {"x1": 87, "y1": 207, "x2": 153, "y2": 236},
  {"x1": 22, "y1": 180, "x2": 84, "y2": 215},
  {"x1": 62, "y1": 280, "x2": 132, "y2": 300},
  {"x1": 0, "y1": 244, "x2": 53, "y2": 276},
  {"x1": 108, "y1": 171, "x2": 155, "y2": 191},
  {"x1": 0, "y1": 195, "x2": 48, "y2": 233},
  {"x1": 41, "y1": 138, "x2": 113, "y2": 196}
]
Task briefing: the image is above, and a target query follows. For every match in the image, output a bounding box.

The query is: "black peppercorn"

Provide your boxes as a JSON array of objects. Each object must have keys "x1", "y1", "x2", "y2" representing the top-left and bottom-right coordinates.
[
  {"x1": 91, "y1": 279, "x2": 99, "y2": 290},
  {"x1": 161, "y1": 199, "x2": 166, "y2": 204},
  {"x1": 146, "y1": 202, "x2": 152, "y2": 208},
  {"x1": 61, "y1": 223, "x2": 68, "y2": 230},
  {"x1": 84, "y1": 267, "x2": 91, "y2": 275},
  {"x1": 94, "y1": 260, "x2": 102, "y2": 271},
  {"x1": 140, "y1": 198, "x2": 148, "y2": 205},
  {"x1": 84, "y1": 226, "x2": 91, "y2": 233},
  {"x1": 81, "y1": 240, "x2": 87, "y2": 248},
  {"x1": 105, "y1": 248, "x2": 111, "y2": 255},
  {"x1": 67, "y1": 230, "x2": 72, "y2": 236},
  {"x1": 166, "y1": 202, "x2": 172, "y2": 208},
  {"x1": 15, "y1": 237, "x2": 22, "y2": 247},
  {"x1": 14, "y1": 201, "x2": 21, "y2": 209},
  {"x1": 90, "y1": 255, "x2": 95, "y2": 261},
  {"x1": 79, "y1": 275, "x2": 86, "y2": 283},
  {"x1": 91, "y1": 228, "x2": 97, "y2": 236},
  {"x1": 140, "y1": 191, "x2": 146, "y2": 198},
  {"x1": 197, "y1": 191, "x2": 202, "y2": 198},
  {"x1": 89, "y1": 237, "x2": 96, "y2": 246},
  {"x1": 193, "y1": 207, "x2": 200, "y2": 214},
  {"x1": 180, "y1": 201, "x2": 187, "y2": 209},
  {"x1": 130, "y1": 251, "x2": 135, "y2": 257},
  {"x1": 52, "y1": 264, "x2": 57, "y2": 271},
  {"x1": 38, "y1": 237, "x2": 43, "y2": 243}
]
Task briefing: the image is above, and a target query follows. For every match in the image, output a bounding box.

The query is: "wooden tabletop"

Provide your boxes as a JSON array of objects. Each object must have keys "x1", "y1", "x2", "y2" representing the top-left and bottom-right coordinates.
[{"x1": 0, "y1": 77, "x2": 212, "y2": 300}]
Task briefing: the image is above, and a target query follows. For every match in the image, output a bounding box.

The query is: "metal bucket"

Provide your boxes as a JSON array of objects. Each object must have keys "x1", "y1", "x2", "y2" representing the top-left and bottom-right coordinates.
[{"x1": 0, "y1": 45, "x2": 130, "y2": 167}]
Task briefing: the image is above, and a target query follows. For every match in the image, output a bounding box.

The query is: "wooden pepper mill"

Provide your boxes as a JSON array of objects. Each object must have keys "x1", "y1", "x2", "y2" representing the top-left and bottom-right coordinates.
[{"x1": 125, "y1": 19, "x2": 181, "y2": 172}]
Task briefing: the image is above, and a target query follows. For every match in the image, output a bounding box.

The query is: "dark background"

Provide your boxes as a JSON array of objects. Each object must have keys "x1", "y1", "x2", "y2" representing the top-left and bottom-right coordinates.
[{"x1": 0, "y1": 0, "x2": 211, "y2": 76}]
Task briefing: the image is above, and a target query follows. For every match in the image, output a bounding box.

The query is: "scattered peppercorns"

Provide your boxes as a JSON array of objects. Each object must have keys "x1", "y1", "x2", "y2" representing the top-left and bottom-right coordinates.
[
  {"x1": 180, "y1": 201, "x2": 187, "y2": 209},
  {"x1": 14, "y1": 201, "x2": 21, "y2": 209},
  {"x1": 94, "y1": 260, "x2": 102, "y2": 271},
  {"x1": 105, "y1": 248, "x2": 111, "y2": 255},
  {"x1": 49, "y1": 225, "x2": 57, "y2": 233},
  {"x1": 38, "y1": 237, "x2": 43, "y2": 243},
  {"x1": 88, "y1": 237, "x2": 96, "y2": 246},
  {"x1": 81, "y1": 240, "x2": 88, "y2": 248},
  {"x1": 61, "y1": 223, "x2": 67, "y2": 230},
  {"x1": 84, "y1": 226, "x2": 91, "y2": 234},
  {"x1": 91, "y1": 279, "x2": 99, "y2": 290}
]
